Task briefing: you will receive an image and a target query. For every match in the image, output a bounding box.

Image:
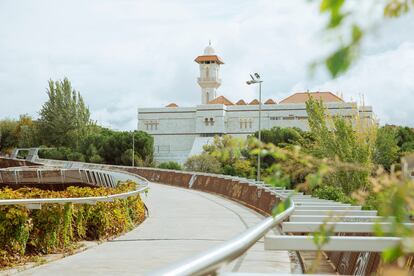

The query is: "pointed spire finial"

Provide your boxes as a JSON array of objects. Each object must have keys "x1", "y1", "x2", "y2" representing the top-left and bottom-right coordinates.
[{"x1": 209, "y1": 40, "x2": 211, "y2": 46}]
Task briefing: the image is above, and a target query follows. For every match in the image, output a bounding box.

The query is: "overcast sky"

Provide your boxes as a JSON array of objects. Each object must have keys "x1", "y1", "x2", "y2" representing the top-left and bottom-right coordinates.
[{"x1": 1, "y1": 0, "x2": 413, "y2": 130}]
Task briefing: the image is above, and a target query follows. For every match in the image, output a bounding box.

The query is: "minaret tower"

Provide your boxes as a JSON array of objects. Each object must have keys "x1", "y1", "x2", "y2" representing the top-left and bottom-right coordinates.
[{"x1": 194, "y1": 42, "x2": 224, "y2": 104}]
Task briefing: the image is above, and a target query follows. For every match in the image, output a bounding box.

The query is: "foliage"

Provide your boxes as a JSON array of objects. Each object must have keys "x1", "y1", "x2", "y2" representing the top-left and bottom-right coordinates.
[
  {"x1": 203, "y1": 135, "x2": 244, "y2": 167},
  {"x1": 0, "y1": 119, "x2": 18, "y2": 152},
  {"x1": 66, "y1": 152, "x2": 86, "y2": 162},
  {"x1": 313, "y1": 185, "x2": 352, "y2": 203},
  {"x1": 37, "y1": 129, "x2": 154, "y2": 167},
  {"x1": 254, "y1": 126, "x2": 311, "y2": 148},
  {"x1": 353, "y1": 169, "x2": 414, "y2": 271},
  {"x1": 158, "y1": 161, "x2": 182, "y2": 170},
  {"x1": 315, "y1": 0, "x2": 413, "y2": 77},
  {"x1": 184, "y1": 153, "x2": 222, "y2": 173},
  {"x1": 38, "y1": 78, "x2": 92, "y2": 148},
  {"x1": 0, "y1": 182, "x2": 146, "y2": 267},
  {"x1": 396, "y1": 126, "x2": 414, "y2": 153},
  {"x1": 0, "y1": 115, "x2": 39, "y2": 153},
  {"x1": 99, "y1": 130, "x2": 153, "y2": 166},
  {"x1": 306, "y1": 96, "x2": 375, "y2": 194},
  {"x1": 121, "y1": 149, "x2": 144, "y2": 167},
  {"x1": 374, "y1": 126, "x2": 400, "y2": 170}
]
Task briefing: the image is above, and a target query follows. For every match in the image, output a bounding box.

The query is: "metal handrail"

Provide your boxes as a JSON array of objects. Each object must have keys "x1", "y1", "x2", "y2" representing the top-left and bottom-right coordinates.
[
  {"x1": 147, "y1": 197, "x2": 295, "y2": 276},
  {"x1": 0, "y1": 167, "x2": 149, "y2": 207},
  {"x1": 0, "y1": 184, "x2": 148, "y2": 206}
]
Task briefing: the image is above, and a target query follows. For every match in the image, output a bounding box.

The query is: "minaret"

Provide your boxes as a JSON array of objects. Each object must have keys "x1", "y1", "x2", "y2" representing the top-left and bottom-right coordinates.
[{"x1": 194, "y1": 42, "x2": 224, "y2": 104}]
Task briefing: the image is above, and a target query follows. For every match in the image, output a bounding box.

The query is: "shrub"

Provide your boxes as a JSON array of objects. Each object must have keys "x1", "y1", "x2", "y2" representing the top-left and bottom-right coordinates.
[
  {"x1": 67, "y1": 152, "x2": 86, "y2": 162},
  {"x1": 158, "y1": 161, "x2": 182, "y2": 170},
  {"x1": 120, "y1": 149, "x2": 144, "y2": 166},
  {"x1": 184, "y1": 154, "x2": 222, "y2": 173},
  {"x1": 312, "y1": 185, "x2": 352, "y2": 203},
  {"x1": 89, "y1": 154, "x2": 104, "y2": 164},
  {"x1": 0, "y1": 182, "x2": 146, "y2": 267}
]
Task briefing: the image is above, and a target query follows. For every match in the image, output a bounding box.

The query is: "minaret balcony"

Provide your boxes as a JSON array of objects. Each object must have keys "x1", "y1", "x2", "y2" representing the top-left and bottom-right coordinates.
[{"x1": 197, "y1": 77, "x2": 222, "y2": 84}]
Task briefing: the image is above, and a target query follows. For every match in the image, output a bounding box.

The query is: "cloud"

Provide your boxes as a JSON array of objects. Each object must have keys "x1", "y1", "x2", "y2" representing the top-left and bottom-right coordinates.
[
  {"x1": 0, "y1": 0, "x2": 413, "y2": 129},
  {"x1": 305, "y1": 42, "x2": 414, "y2": 126}
]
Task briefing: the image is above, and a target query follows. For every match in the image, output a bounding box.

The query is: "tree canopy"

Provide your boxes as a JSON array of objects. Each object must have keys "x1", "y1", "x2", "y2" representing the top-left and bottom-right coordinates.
[{"x1": 38, "y1": 78, "x2": 91, "y2": 147}]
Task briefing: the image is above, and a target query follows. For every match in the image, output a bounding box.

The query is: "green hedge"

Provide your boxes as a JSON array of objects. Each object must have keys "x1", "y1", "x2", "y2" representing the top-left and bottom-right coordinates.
[{"x1": 0, "y1": 182, "x2": 146, "y2": 267}]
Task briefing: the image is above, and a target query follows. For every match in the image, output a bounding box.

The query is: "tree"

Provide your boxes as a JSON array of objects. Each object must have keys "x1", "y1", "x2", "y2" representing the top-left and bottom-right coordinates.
[
  {"x1": 306, "y1": 96, "x2": 376, "y2": 194},
  {"x1": 121, "y1": 149, "x2": 143, "y2": 166},
  {"x1": 38, "y1": 78, "x2": 91, "y2": 147},
  {"x1": 203, "y1": 135, "x2": 244, "y2": 167},
  {"x1": 15, "y1": 115, "x2": 38, "y2": 148},
  {"x1": 396, "y1": 126, "x2": 414, "y2": 153},
  {"x1": 374, "y1": 126, "x2": 400, "y2": 170},
  {"x1": 0, "y1": 119, "x2": 18, "y2": 152},
  {"x1": 254, "y1": 127, "x2": 306, "y2": 148},
  {"x1": 184, "y1": 154, "x2": 222, "y2": 173}
]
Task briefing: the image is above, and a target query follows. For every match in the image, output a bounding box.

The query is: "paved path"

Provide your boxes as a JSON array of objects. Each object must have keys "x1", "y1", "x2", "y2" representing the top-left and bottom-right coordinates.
[{"x1": 19, "y1": 183, "x2": 291, "y2": 275}]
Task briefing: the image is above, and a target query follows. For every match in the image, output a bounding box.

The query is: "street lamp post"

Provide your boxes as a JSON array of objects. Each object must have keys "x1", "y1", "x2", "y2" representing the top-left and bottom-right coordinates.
[{"x1": 246, "y1": 73, "x2": 263, "y2": 181}]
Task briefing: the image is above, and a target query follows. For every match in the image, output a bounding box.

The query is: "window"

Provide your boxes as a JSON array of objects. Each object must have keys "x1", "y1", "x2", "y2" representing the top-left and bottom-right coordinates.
[
  {"x1": 283, "y1": 115, "x2": 295, "y2": 120},
  {"x1": 240, "y1": 118, "x2": 252, "y2": 129},
  {"x1": 270, "y1": 116, "x2": 282, "y2": 120},
  {"x1": 200, "y1": 133, "x2": 221, "y2": 137},
  {"x1": 204, "y1": 117, "x2": 214, "y2": 126},
  {"x1": 145, "y1": 120, "x2": 159, "y2": 130}
]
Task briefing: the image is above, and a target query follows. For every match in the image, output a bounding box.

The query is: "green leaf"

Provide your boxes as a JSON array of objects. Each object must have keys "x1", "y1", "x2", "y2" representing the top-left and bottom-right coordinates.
[
  {"x1": 325, "y1": 46, "x2": 352, "y2": 77},
  {"x1": 271, "y1": 198, "x2": 291, "y2": 217},
  {"x1": 381, "y1": 246, "x2": 402, "y2": 263}
]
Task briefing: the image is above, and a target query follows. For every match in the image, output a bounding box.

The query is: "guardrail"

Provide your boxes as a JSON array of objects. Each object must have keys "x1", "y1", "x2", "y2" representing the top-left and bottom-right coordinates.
[
  {"x1": 0, "y1": 167, "x2": 117, "y2": 188},
  {"x1": 0, "y1": 158, "x2": 149, "y2": 209}
]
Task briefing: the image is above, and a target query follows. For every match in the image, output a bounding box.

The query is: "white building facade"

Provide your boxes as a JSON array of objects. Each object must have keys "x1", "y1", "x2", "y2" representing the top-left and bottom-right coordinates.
[{"x1": 138, "y1": 44, "x2": 374, "y2": 164}]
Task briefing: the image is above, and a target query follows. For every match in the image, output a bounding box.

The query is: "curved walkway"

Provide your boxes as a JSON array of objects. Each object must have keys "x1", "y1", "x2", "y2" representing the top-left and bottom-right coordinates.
[{"x1": 18, "y1": 183, "x2": 291, "y2": 275}]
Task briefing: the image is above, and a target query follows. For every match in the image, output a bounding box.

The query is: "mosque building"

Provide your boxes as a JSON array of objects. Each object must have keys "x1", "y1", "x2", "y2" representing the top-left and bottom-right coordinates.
[{"x1": 137, "y1": 43, "x2": 374, "y2": 164}]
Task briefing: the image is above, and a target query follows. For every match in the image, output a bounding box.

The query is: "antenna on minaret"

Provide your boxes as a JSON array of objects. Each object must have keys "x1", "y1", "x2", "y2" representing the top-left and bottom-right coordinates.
[
  {"x1": 209, "y1": 40, "x2": 211, "y2": 46},
  {"x1": 362, "y1": 93, "x2": 365, "y2": 107}
]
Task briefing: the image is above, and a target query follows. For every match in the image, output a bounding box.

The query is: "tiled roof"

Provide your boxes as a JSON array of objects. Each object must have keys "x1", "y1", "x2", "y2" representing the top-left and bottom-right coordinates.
[
  {"x1": 280, "y1": 92, "x2": 343, "y2": 104},
  {"x1": 236, "y1": 99, "x2": 247, "y2": 105},
  {"x1": 208, "y1": 95, "x2": 233, "y2": 105},
  {"x1": 166, "y1": 103, "x2": 178, "y2": 107},
  {"x1": 249, "y1": 99, "x2": 260, "y2": 105},
  {"x1": 194, "y1": 55, "x2": 225, "y2": 64},
  {"x1": 264, "y1": 99, "x2": 276, "y2": 104}
]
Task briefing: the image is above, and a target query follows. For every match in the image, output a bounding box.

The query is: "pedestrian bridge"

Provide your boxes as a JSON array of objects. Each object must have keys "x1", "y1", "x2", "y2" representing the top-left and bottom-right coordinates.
[{"x1": 0, "y1": 155, "x2": 412, "y2": 275}]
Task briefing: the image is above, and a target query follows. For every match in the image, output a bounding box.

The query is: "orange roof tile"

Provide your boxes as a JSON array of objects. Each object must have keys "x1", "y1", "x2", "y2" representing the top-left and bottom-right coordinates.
[
  {"x1": 280, "y1": 92, "x2": 343, "y2": 104},
  {"x1": 236, "y1": 99, "x2": 247, "y2": 105},
  {"x1": 249, "y1": 99, "x2": 260, "y2": 105},
  {"x1": 194, "y1": 55, "x2": 224, "y2": 64},
  {"x1": 208, "y1": 95, "x2": 233, "y2": 105},
  {"x1": 166, "y1": 103, "x2": 178, "y2": 107},
  {"x1": 264, "y1": 99, "x2": 276, "y2": 104}
]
